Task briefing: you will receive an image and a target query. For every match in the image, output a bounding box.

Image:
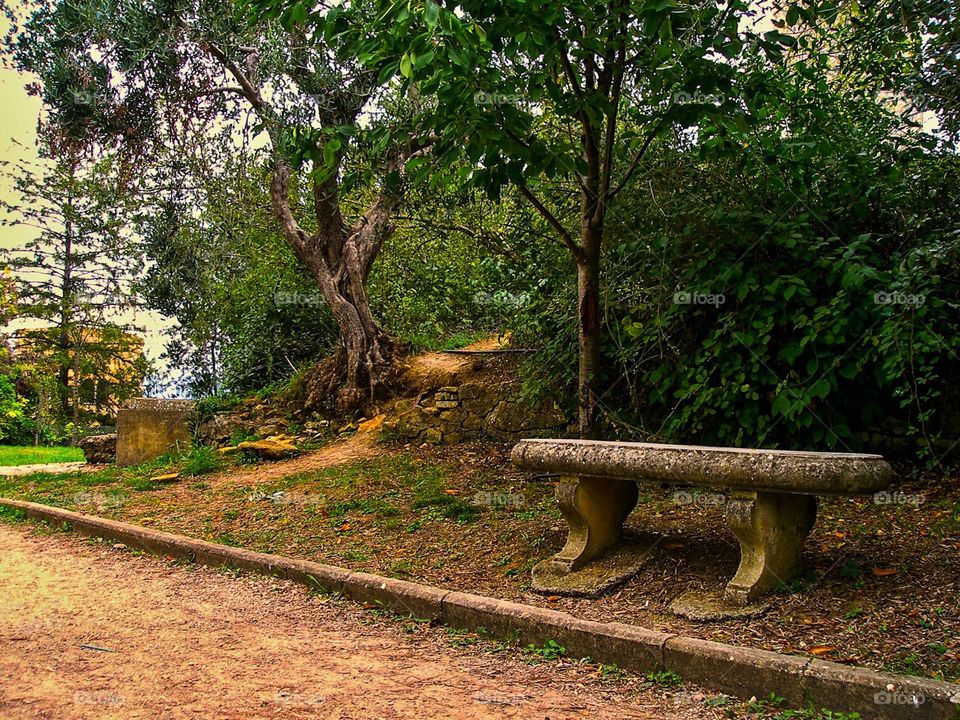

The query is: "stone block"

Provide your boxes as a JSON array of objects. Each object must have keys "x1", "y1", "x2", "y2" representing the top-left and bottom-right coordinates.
[
  {"x1": 116, "y1": 398, "x2": 196, "y2": 467},
  {"x1": 801, "y1": 658, "x2": 960, "y2": 720},
  {"x1": 663, "y1": 636, "x2": 810, "y2": 707},
  {"x1": 342, "y1": 572, "x2": 447, "y2": 620},
  {"x1": 439, "y1": 408, "x2": 466, "y2": 424},
  {"x1": 78, "y1": 433, "x2": 117, "y2": 464}
]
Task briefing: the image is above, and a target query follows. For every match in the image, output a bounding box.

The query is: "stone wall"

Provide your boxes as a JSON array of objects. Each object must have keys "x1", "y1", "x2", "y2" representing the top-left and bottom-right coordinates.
[
  {"x1": 857, "y1": 414, "x2": 960, "y2": 460},
  {"x1": 116, "y1": 398, "x2": 196, "y2": 467},
  {"x1": 383, "y1": 382, "x2": 566, "y2": 444}
]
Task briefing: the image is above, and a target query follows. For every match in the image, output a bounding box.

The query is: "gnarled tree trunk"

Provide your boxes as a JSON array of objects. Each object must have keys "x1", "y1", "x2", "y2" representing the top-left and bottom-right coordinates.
[
  {"x1": 270, "y1": 160, "x2": 399, "y2": 411},
  {"x1": 205, "y1": 43, "x2": 422, "y2": 411}
]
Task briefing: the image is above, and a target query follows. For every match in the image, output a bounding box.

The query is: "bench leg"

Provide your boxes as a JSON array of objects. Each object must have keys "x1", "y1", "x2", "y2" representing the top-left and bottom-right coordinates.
[
  {"x1": 724, "y1": 491, "x2": 817, "y2": 605},
  {"x1": 549, "y1": 475, "x2": 640, "y2": 573}
]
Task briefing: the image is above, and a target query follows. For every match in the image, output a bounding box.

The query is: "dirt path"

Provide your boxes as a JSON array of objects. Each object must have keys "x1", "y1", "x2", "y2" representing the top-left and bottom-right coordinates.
[
  {"x1": 0, "y1": 462, "x2": 91, "y2": 477},
  {"x1": 213, "y1": 434, "x2": 379, "y2": 487},
  {"x1": 0, "y1": 523, "x2": 707, "y2": 720}
]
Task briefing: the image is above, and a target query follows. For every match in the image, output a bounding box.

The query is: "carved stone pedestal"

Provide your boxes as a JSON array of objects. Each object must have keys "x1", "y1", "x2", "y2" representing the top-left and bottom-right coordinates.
[
  {"x1": 724, "y1": 491, "x2": 817, "y2": 605},
  {"x1": 531, "y1": 475, "x2": 650, "y2": 596}
]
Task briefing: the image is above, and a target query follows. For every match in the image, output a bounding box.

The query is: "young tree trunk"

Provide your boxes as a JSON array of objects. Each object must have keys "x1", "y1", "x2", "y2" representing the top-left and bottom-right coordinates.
[
  {"x1": 59, "y1": 192, "x2": 74, "y2": 417},
  {"x1": 71, "y1": 345, "x2": 80, "y2": 444},
  {"x1": 576, "y1": 235, "x2": 603, "y2": 440},
  {"x1": 577, "y1": 118, "x2": 605, "y2": 440}
]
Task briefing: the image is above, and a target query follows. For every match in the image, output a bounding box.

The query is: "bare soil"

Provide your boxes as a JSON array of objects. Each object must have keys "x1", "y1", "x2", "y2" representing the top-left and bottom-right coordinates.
[
  {"x1": 0, "y1": 522, "x2": 727, "y2": 719},
  {"x1": 3, "y1": 435, "x2": 959, "y2": 689}
]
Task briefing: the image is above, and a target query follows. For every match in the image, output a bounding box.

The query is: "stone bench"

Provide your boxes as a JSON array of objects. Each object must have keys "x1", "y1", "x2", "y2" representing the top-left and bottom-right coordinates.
[{"x1": 511, "y1": 439, "x2": 893, "y2": 611}]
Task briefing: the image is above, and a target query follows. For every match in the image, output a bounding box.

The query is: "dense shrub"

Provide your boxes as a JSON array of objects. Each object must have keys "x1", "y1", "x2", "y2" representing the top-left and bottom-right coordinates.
[{"x1": 516, "y1": 94, "x2": 960, "y2": 455}]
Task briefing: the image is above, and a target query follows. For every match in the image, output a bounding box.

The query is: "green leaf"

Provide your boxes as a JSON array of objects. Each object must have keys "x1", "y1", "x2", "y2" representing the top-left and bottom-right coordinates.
[{"x1": 423, "y1": 0, "x2": 440, "y2": 28}]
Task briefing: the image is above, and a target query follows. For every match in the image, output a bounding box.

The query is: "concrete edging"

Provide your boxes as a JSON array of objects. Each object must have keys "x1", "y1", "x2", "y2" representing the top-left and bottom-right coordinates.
[{"x1": 1, "y1": 498, "x2": 957, "y2": 720}]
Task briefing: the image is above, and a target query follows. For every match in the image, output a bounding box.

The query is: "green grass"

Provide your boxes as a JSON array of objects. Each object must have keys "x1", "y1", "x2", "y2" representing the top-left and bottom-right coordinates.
[{"x1": 0, "y1": 445, "x2": 84, "y2": 466}]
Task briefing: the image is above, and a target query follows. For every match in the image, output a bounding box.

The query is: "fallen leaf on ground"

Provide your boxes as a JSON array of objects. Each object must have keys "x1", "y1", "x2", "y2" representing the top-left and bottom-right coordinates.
[
  {"x1": 810, "y1": 646, "x2": 836, "y2": 655},
  {"x1": 872, "y1": 567, "x2": 897, "y2": 576}
]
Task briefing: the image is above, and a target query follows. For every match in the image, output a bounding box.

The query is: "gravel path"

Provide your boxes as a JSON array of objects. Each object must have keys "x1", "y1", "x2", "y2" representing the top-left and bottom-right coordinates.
[
  {"x1": 0, "y1": 523, "x2": 710, "y2": 719},
  {"x1": 0, "y1": 462, "x2": 90, "y2": 477}
]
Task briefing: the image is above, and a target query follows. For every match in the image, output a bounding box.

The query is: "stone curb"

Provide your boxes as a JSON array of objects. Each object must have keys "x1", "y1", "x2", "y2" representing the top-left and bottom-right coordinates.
[{"x1": 2, "y1": 498, "x2": 957, "y2": 720}]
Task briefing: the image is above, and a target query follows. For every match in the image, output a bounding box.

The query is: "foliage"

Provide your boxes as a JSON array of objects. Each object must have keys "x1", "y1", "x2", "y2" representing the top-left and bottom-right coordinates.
[
  {"x1": 179, "y1": 445, "x2": 221, "y2": 477},
  {"x1": 0, "y1": 371, "x2": 29, "y2": 444},
  {"x1": 511, "y1": 22, "x2": 959, "y2": 457},
  {"x1": 138, "y1": 147, "x2": 338, "y2": 396},
  {"x1": 300, "y1": 0, "x2": 773, "y2": 435},
  {"x1": 0, "y1": 153, "x2": 147, "y2": 435},
  {"x1": 525, "y1": 639, "x2": 566, "y2": 661}
]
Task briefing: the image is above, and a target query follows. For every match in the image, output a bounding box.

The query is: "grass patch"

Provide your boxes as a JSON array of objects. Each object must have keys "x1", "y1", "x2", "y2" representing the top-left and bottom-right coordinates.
[
  {"x1": 0, "y1": 445, "x2": 84, "y2": 466},
  {"x1": 180, "y1": 446, "x2": 221, "y2": 477},
  {"x1": 411, "y1": 470, "x2": 478, "y2": 523}
]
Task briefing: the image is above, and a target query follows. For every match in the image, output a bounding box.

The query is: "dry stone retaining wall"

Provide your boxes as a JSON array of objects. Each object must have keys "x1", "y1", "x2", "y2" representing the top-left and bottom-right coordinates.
[{"x1": 383, "y1": 382, "x2": 566, "y2": 444}]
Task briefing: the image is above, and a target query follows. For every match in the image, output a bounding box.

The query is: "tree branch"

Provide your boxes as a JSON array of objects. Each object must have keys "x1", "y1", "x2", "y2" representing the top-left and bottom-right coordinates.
[{"x1": 517, "y1": 185, "x2": 584, "y2": 262}]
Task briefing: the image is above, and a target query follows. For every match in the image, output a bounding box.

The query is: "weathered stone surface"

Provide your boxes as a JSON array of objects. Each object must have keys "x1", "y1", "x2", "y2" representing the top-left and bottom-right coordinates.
[
  {"x1": 78, "y1": 433, "x2": 117, "y2": 464},
  {"x1": 511, "y1": 439, "x2": 894, "y2": 495},
  {"x1": 664, "y1": 636, "x2": 811, "y2": 707},
  {"x1": 725, "y1": 491, "x2": 817, "y2": 604},
  {"x1": 532, "y1": 536, "x2": 654, "y2": 597},
  {"x1": 342, "y1": 572, "x2": 447, "y2": 620},
  {"x1": 149, "y1": 473, "x2": 181, "y2": 483},
  {"x1": 669, "y1": 589, "x2": 770, "y2": 621},
  {"x1": 384, "y1": 379, "x2": 566, "y2": 446},
  {"x1": 460, "y1": 396, "x2": 498, "y2": 416},
  {"x1": 236, "y1": 439, "x2": 297, "y2": 460},
  {"x1": 442, "y1": 591, "x2": 670, "y2": 673},
  {"x1": 513, "y1": 439, "x2": 894, "y2": 605},
  {"x1": 801, "y1": 658, "x2": 960, "y2": 720},
  {"x1": 438, "y1": 408, "x2": 466, "y2": 424},
  {"x1": 116, "y1": 398, "x2": 196, "y2": 467},
  {"x1": 358, "y1": 414, "x2": 385, "y2": 433},
  {"x1": 487, "y1": 401, "x2": 526, "y2": 433},
  {"x1": 197, "y1": 413, "x2": 252, "y2": 447},
  {"x1": 548, "y1": 475, "x2": 639, "y2": 573},
  {"x1": 457, "y1": 383, "x2": 483, "y2": 401},
  {"x1": 462, "y1": 415, "x2": 485, "y2": 431},
  {"x1": 441, "y1": 591, "x2": 573, "y2": 646}
]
